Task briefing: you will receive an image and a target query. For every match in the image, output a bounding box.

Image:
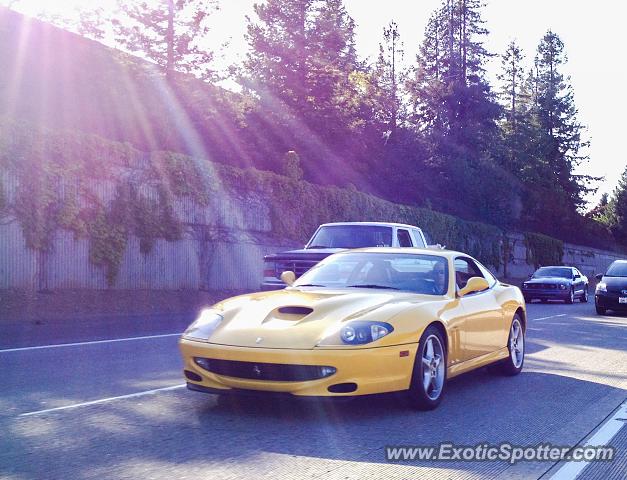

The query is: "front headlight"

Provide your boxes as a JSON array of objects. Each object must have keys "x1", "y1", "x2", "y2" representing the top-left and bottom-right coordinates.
[
  {"x1": 596, "y1": 282, "x2": 607, "y2": 293},
  {"x1": 559, "y1": 284, "x2": 567, "y2": 290},
  {"x1": 182, "y1": 309, "x2": 223, "y2": 340},
  {"x1": 522, "y1": 283, "x2": 529, "y2": 289},
  {"x1": 319, "y1": 321, "x2": 394, "y2": 346}
]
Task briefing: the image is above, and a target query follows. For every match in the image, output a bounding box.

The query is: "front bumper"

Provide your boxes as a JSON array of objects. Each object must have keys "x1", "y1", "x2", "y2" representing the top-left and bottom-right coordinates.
[
  {"x1": 595, "y1": 293, "x2": 627, "y2": 310},
  {"x1": 179, "y1": 338, "x2": 418, "y2": 397},
  {"x1": 522, "y1": 288, "x2": 570, "y2": 300}
]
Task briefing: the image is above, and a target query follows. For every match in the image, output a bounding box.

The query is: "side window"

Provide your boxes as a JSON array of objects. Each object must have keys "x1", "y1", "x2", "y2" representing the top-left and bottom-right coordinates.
[
  {"x1": 475, "y1": 261, "x2": 497, "y2": 288},
  {"x1": 454, "y1": 257, "x2": 486, "y2": 290},
  {"x1": 397, "y1": 229, "x2": 413, "y2": 247},
  {"x1": 412, "y1": 229, "x2": 426, "y2": 247}
]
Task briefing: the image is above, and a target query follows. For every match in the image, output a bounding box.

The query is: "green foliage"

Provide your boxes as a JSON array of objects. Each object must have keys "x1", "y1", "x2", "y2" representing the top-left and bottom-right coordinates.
[
  {"x1": 151, "y1": 151, "x2": 208, "y2": 204},
  {"x1": 282, "y1": 151, "x2": 303, "y2": 181},
  {"x1": 112, "y1": 0, "x2": 218, "y2": 80},
  {"x1": 1, "y1": 119, "x2": 187, "y2": 285},
  {"x1": 524, "y1": 232, "x2": 564, "y2": 269},
  {"x1": 88, "y1": 203, "x2": 128, "y2": 287},
  {"x1": 607, "y1": 166, "x2": 627, "y2": 242}
]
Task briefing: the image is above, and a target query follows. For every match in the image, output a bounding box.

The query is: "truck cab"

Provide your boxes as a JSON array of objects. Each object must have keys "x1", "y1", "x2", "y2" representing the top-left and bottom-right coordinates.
[{"x1": 261, "y1": 222, "x2": 428, "y2": 290}]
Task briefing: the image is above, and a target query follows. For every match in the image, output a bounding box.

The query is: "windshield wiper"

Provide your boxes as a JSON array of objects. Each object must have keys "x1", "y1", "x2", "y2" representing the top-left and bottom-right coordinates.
[
  {"x1": 347, "y1": 284, "x2": 400, "y2": 290},
  {"x1": 307, "y1": 245, "x2": 330, "y2": 249},
  {"x1": 297, "y1": 283, "x2": 326, "y2": 287}
]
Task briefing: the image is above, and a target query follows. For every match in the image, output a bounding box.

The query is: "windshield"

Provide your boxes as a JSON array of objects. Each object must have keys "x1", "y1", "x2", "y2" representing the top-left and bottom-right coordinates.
[
  {"x1": 294, "y1": 252, "x2": 449, "y2": 295},
  {"x1": 308, "y1": 225, "x2": 393, "y2": 249},
  {"x1": 533, "y1": 267, "x2": 572, "y2": 279},
  {"x1": 605, "y1": 262, "x2": 627, "y2": 277}
]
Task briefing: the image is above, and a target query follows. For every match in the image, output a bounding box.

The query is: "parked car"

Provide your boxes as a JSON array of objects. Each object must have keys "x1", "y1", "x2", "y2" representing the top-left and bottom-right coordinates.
[
  {"x1": 521, "y1": 266, "x2": 588, "y2": 304},
  {"x1": 261, "y1": 222, "x2": 429, "y2": 290},
  {"x1": 595, "y1": 260, "x2": 627, "y2": 315},
  {"x1": 180, "y1": 247, "x2": 526, "y2": 410}
]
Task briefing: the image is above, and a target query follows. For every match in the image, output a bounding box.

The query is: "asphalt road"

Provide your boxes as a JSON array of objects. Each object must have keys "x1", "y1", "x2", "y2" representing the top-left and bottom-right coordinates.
[{"x1": 1, "y1": 300, "x2": 626, "y2": 480}]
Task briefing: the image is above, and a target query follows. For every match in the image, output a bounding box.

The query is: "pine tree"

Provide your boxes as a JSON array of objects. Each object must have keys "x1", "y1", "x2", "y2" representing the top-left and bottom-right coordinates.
[
  {"x1": 243, "y1": 0, "x2": 365, "y2": 179},
  {"x1": 408, "y1": 0, "x2": 513, "y2": 224},
  {"x1": 113, "y1": 0, "x2": 218, "y2": 80},
  {"x1": 608, "y1": 166, "x2": 627, "y2": 242},
  {"x1": 533, "y1": 30, "x2": 597, "y2": 211},
  {"x1": 372, "y1": 21, "x2": 405, "y2": 136}
]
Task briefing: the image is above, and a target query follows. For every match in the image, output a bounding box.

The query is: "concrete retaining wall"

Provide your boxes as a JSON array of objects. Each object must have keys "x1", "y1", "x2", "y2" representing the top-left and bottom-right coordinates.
[{"x1": 0, "y1": 171, "x2": 623, "y2": 291}]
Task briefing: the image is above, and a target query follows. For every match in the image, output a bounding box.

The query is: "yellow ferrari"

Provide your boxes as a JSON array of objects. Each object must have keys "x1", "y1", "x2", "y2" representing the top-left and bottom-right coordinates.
[{"x1": 179, "y1": 248, "x2": 526, "y2": 410}]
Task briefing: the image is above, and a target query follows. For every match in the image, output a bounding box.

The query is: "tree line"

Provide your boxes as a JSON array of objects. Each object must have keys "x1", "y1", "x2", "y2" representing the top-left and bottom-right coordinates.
[{"x1": 6, "y1": 0, "x2": 626, "y2": 248}]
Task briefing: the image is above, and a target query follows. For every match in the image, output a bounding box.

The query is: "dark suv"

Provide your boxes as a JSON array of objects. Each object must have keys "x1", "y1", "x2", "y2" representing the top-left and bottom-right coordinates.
[{"x1": 595, "y1": 260, "x2": 627, "y2": 315}]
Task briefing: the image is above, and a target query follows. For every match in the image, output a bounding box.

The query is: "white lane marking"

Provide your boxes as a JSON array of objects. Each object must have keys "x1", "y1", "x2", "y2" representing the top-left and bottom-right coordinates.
[
  {"x1": 0, "y1": 333, "x2": 183, "y2": 353},
  {"x1": 18, "y1": 384, "x2": 186, "y2": 417},
  {"x1": 549, "y1": 399, "x2": 627, "y2": 480},
  {"x1": 530, "y1": 314, "x2": 567, "y2": 322}
]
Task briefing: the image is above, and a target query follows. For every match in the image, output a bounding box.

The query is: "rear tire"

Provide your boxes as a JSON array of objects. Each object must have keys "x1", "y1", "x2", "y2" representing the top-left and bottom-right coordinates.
[
  {"x1": 407, "y1": 325, "x2": 447, "y2": 410},
  {"x1": 499, "y1": 314, "x2": 525, "y2": 376}
]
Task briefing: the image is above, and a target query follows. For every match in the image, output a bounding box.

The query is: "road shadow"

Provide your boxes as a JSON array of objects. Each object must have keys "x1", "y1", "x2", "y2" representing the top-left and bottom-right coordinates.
[{"x1": 3, "y1": 370, "x2": 625, "y2": 480}]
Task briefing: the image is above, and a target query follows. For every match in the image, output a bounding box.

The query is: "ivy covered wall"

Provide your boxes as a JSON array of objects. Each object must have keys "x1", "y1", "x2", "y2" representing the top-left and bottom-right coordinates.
[{"x1": 0, "y1": 118, "x2": 622, "y2": 290}]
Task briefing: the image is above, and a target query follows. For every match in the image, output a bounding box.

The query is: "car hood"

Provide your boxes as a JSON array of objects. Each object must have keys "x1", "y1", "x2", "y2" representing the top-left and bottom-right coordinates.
[
  {"x1": 264, "y1": 248, "x2": 346, "y2": 261},
  {"x1": 525, "y1": 277, "x2": 571, "y2": 284},
  {"x1": 205, "y1": 288, "x2": 435, "y2": 349}
]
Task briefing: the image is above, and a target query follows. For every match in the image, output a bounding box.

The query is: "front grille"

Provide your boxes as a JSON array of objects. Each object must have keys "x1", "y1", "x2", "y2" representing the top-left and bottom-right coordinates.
[
  {"x1": 274, "y1": 260, "x2": 319, "y2": 278},
  {"x1": 527, "y1": 283, "x2": 558, "y2": 290},
  {"x1": 194, "y1": 358, "x2": 336, "y2": 382}
]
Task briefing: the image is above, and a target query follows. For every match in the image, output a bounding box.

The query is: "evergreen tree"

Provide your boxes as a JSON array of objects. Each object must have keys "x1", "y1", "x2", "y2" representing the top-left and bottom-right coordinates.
[
  {"x1": 608, "y1": 166, "x2": 627, "y2": 242},
  {"x1": 113, "y1": 0, "x2": 218, "y2": 80},
  {"x1": 372, "y1": 21, "x2": 405, "y2": 137},
  {"x1": 587, "y1": 192, "x2": 612, "y2": 225},
  {"x1": 533, "y1": 30, "x2": 597, "y2": 211},
  {"x1": 408, "y1": 0, "x2": 515, "y2": 225},
  {"x1": 243, "y1": 0, "x2": 365, "y2": 180}
]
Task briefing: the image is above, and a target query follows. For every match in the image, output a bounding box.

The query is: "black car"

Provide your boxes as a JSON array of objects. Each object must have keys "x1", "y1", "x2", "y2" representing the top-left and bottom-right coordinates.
[
  {"x1": 595, "y1": 260, "x2": 627, "y2": 315},
  {"x1": 522, "y1": 266, "x2": 589, "y2": 304}
]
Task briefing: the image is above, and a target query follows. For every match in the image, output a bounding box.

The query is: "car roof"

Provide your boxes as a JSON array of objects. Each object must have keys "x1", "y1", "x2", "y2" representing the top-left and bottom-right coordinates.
[
  {"x1": 318, "y1": 222, "x2": 423, "y2": 230},
  {"x1": 337, "y1": 246, "x2": 465, "y2": 259},
  {"x1": 537, "y1": 266, "x2": 572, "y2": 269}
]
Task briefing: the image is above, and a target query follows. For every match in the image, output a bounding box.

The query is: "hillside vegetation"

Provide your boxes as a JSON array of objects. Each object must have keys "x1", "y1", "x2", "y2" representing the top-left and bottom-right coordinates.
[{"x1": 0, "y1": 3, "x2": 624, "y2": 253}]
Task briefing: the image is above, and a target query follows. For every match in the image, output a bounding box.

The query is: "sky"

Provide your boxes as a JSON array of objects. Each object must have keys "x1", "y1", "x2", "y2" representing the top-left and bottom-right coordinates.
[{"x1": 8, "y1": 0, "x2": 626, "y2": 207}]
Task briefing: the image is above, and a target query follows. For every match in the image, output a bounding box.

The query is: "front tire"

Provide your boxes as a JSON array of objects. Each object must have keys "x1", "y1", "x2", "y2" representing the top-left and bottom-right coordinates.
[
  {"x1": 580, "y1": 287, "x2": 589, "y2": 303},
  {"x1": 565, "y1": 287, "x2": 574, "y2": 304},
  {"x1": 408, "y1": 325, "x2": 447, "y2": 410},
  {"x1": 499, "y1": 314, "x2": 525, "y2": 376},
  {"x1": 596, "y1": 304, "x2": 606, "y2": 315}
]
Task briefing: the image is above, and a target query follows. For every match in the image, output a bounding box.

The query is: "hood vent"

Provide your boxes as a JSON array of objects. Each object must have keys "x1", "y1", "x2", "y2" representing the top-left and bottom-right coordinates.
[{"x1": 278, "y1": 306, "x2": 313, "y2": 316}]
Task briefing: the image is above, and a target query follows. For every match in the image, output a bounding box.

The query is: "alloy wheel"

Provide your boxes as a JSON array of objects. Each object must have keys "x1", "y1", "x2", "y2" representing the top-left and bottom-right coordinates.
[
  {"x1": 509, "y1": 319, "x2": 524, "y2": 368},
  {"x1": 421, "y1": 335, "x2": 445, "y2": 400}
]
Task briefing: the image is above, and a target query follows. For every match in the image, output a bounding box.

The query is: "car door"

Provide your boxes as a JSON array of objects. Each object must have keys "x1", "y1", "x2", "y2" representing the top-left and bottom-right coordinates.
[
  {"x1": 455, "y1": 257, "x2": 505, "y2": 361},
  {"x1": 573, "y1": 268, "x2": 584, "y2": 295}
]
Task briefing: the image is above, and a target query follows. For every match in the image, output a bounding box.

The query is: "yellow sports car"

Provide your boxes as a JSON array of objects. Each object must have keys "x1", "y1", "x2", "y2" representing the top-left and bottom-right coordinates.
[{"x1": 179, "y1": 248, "x2": 526, "y2": 410}]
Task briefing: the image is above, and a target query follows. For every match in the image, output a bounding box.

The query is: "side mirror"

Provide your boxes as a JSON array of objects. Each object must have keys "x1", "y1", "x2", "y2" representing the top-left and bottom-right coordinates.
[
  {"x1": 595, "y1": 273, "x2": 604, "y2": 281},
  {"x1": 280, "y1": 270, "x2": 296, "y2": 286},
  {"x1": 458, "y1": 277, "x2": 489, "y2": 297}
]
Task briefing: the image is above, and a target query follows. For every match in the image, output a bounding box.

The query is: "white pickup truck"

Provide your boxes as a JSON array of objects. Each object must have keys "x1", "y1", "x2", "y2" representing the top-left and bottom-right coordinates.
[{"x1": 261, "y1": 222, "x2": 429, "y2": 290}]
